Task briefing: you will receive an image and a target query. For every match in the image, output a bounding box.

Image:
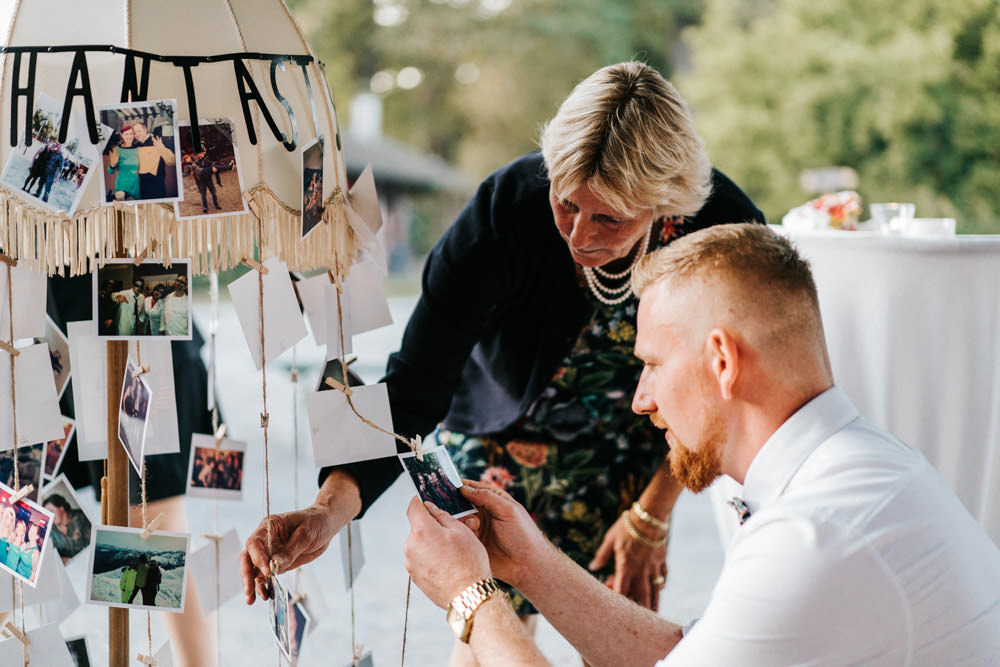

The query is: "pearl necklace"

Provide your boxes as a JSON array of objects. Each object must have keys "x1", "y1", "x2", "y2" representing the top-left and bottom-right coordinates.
[{"x1": 580, "y1": 228, "x2": 651, "y2": 306}]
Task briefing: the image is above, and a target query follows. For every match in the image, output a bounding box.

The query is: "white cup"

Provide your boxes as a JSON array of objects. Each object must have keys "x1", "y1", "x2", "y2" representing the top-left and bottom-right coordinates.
[
  {"x1": 870, "y1": 202, "x2": 915, "y2": 234},
  {"x1": 901, "y1": 218, "x2": 956, "y2": 237}
]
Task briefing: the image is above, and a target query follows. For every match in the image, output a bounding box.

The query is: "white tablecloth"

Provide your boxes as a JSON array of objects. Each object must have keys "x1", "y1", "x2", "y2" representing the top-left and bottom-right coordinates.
[{"x1": 711, "y1": 228, "x2": 1000, "y2": 547}]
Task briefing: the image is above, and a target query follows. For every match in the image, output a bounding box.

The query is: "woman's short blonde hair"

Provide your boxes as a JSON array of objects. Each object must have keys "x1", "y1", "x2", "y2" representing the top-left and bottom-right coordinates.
[{"x1": 540, "y1": 61, "x2": 712, "y2": 219}]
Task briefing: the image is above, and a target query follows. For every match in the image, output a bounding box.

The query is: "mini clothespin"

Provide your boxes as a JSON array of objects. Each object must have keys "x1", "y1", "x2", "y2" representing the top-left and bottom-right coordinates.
[
  {"x1": 324, "y1": 376, "x2": 353, "y2": 396},
  {"x1": 131, "y1": 365, "x2": 150, "y2": 378},
  {"x1": 243, "y1": 192, "x2": 262, "y2": 221},
  {"x1": 269, "y1": 558, "x2": 281, "y2": 576},
  {"x1": 214, "y1": 423, "x2": 228, "y2": 446},
  {"x1": 260, "y1": 412, "x2": 269, "y2": 428},
  {"x1": 0, "y1": 340, "x2": 18, "y2": 357},
  {"x1": 140, "y1": 512, "x2": 166, "y2": 540},
  {"x1": 290, "y1": 368, "x2": 299, "y2": 383},
  {"x1": 199, "y1": 533, "x2": 224, "y2": 543},
  {"x1": 4, "y1": 622, "x2": 29, "y2": 646},
  {"x1": 240, "y1": 257, "x2": 268, "y2": 274},
  {"x1": 132, "y1": 240, "x2": 157, "y2": 266},
  {"x1": 10, "y1": 484, "x2": 34, "y2": 503},
  {"x1": 352, "y1": 645, "x2": 365, "y2": 667},
  {"x1": 136, "y1": 652, "x2": 158, "y2": 665},
  {"x1": 409, "y1": 434, "x2": 424, "y2": 462},
  {"x1": 0, "y1": 250, "x2": 17, "y2": 267},
  {"x1": 290, "y1": 592, "x2": 307, "y2": 605}
]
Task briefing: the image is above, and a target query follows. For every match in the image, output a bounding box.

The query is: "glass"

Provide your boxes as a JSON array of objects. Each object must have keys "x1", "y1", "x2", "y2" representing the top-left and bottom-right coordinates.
[{"x1": 869, "y1": 202, "x2": 915, "y2": 234}]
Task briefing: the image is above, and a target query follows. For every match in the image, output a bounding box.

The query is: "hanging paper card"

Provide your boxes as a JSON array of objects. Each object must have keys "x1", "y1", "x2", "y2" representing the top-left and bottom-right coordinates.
[
  {"x1": 66, "y1": 321, "x2": 107, "y2": 461},
  {"x1": 0, "y1": 343, "x2": 65, "y2": 450},
  {"x1": 338, "y1": 520, "x2": 365, "y2": 592},
  {"x1": 228, "y1": 257, "x2": 308, "y2": 370},
  {"x1": 0, "y1": 623, "x2": 75, "y2": 667},
  {"x1": 346, "y1": 259, "x2": 392, "y2": 335},
  {"x1": 295, "y1": 272, "x2": 333, "y2": 346},
  {"x1": 188, "y1": 528, "x2": 241, "y2": 615},
  {"x1": 306, "y1": 383, "x2": 396, "y2": 467},
  {"x1": 0, "y1": 261, "x2": 47, "y2": 340},
  {"x1": 128, "y1": 340, "x2": 180, "y2": 455}
]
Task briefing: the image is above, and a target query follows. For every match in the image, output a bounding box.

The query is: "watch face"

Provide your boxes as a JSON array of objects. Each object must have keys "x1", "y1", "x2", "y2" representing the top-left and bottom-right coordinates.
[{"x1": 447, "y1": 604, "x2": 468, "y2": 638}]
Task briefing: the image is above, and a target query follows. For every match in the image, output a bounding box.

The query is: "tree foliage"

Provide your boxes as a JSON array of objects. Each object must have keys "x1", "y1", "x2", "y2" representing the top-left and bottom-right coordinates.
[{"x1": 679, "y1": 0, "x2": 1000, "y2": 231}]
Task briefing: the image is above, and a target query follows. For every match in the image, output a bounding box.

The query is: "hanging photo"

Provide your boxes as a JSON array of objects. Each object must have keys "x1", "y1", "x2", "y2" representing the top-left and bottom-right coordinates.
[
  {"x1": 36, "y1": 315, "x2": 72, "y2": 400},
  {"x1": 0, "y1": 442, "x2": 44, "y2": 503},
  {"x1": 85, "y1": 525, "x2": 190, "y2": 613},
  {"x1": 0, "y1": 480, "x2": 55, "y2": 587},
  {"x1": 288, "y1": 591, "x2": 311, "y2": 662},
  {"x1": 40, "y1": 473, "x2": 94, "y2": 564},
  {"x1": 117, "y1": 357, "x2": 153, "y2": 475},
  {"x1": 0, "y1": 92, "x2": 107, "y2": 217},
  {"x1": 399, "y1": 445, "x2": 477, "y2": 518},
  {"x1": 268, "y1": 575, "x2": 293, "y2": 659},
  {"x1": 175, "y1": 119, "x2": 248, "y2": 219},
  {"x1": 300, "y1": 136, "x2": 324, "y2": 239},
  {"x1": 43, "y1": 418, "x2": 75, "y2": 479},
  {"x1": 93, "y1": 259, "x2": 192, "y2": 340},
  {"x1": 64, "y1": 635, "x2": 92, "y2": 667},
  {"x1": 97, "y1": 99, "x2": 183, "y2": 205},
  {"x1": 186, "y1": 434, "x2": 246, "y2": 500}
]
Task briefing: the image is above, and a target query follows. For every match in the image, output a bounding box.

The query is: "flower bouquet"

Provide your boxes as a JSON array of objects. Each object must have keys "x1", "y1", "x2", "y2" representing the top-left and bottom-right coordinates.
[{"x1": 782, "y1": 190, "x2": 863, "y2": 231}]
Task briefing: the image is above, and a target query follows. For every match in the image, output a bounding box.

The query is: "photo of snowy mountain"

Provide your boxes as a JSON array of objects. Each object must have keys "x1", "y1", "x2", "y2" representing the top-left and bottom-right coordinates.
[{"x1": 85, "y1": 525, "x2": 189, "y2": 613}]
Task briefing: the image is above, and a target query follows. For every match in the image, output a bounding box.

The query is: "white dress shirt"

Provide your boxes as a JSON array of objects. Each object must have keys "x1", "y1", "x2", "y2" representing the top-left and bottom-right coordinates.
[
  {"x1": 659, "y1": 386, "x2": 1000, "y2": 666},
  {"x1": 162, "y1": 292, "x2": 189, "y2": 337}
]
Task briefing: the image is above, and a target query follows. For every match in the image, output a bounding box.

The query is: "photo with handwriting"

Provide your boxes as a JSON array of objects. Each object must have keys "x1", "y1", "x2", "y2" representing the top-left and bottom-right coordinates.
[
  {"x1": 399, "y1": 445, "x2": 476, "y2": 518},
  {"x1": 40, "y1": 473, "x2": 93, "y2": 564},
  {"x1": 86, "y1": 525, "x2": 190, "y2": 613},
  {"x1": 0, "y1": 480, "x2": 55, "y2": 586},
  {"x1": 175, "y1": 119, "x2": 247, "y2": 219},
  {"x1": 93, "y1": 259, "x2": 192, "y2": 340},
  {"x1": 98, "y1": 99, "x2": 183, "y2": 204}
]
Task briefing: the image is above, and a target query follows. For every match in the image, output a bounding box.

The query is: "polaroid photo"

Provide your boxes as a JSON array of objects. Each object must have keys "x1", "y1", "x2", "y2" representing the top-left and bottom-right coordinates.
[
  {"x1": 186, "y1": 434, "x2": 245, "y2": 500},
  {"x1": 268, "y1": 575, "x2": 292, "y2": 659},
  {"x1": 39, "y1": 473, "x2": 94, "y2": 565},
  {"x1": 188, "y1": 528, "x2": 241, "y2": 615},
  {"x1": 288, "y1": 591, "x2": 311, "y2": 662},
  {"x1": 125, "y1": 339, "x2": 179, "y2": 455},
  {"x1": 0, "y1": 343, "x2": 65, "y2": 450},
  {"x1": 0, "y1": 623, "x2": 76, "y2": 666},
  {"x1": 0, "y1": 92, "x2": 108, "y2": 218},
  {"x1": 117, "y1": 357, "x2": 153, "y2": 475},
  {"x1": 399, "y1": 445, "x2": 476, "y2": 518},
  {"x1": 0, "y1": 480, "x2": 56, "y2": 587},
  {"x1": 97, "y1": 99, "x2": 183, "y2": 205},
  {"x1": 0, "y1": 531, "x2": 73, "y2": 611},
  {"x1": 36, "y1": 315, "x2": 72, "y2": 400},
  {"x1": 65, "y1": 635, "x2": 92, "y2": 667},
  {"x1": 175, "y1": 119, "x2": 247, "y2": 219},
  {"x1": 44, "y1": 417, "x2": 76, "y2": 480},
  {"x1": 93, "y1": 259, "x2": 192, "y2": 340},
  {"x1": 301, "y1": 136, "x2": 324, "y2": 239},
  {"x1": 0, "y1": 260, "x2": 47, "y2": 340},
  {"x1": 0, "y1": 442, "x2": 44, "y2": 502},
  {"x1": 85, "y1": 524, "x2": 190, "y2": 613}
]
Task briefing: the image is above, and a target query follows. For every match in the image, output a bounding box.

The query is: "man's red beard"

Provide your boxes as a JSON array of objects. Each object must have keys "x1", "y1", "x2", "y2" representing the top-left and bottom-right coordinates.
[{"x1": 654, "y1": 411, "x2": 725, "y2": 493}]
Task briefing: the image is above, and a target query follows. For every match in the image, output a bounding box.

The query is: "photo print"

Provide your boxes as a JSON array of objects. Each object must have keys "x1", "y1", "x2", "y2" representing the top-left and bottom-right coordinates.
[
  {"x1": 37, "y1": 315, "x2": 71, "y2": 400},
  {"x1": 0, "y1": 480, "x2": 56, "y2": 587},
  {"x1": 86, "y1": 525, "x2": 190, "y2": 613},
  {"x1": 93, "y1": 259, "x2": 192, "y2": 340},
  {"x1": 300, "y1": 136, "x2": 324, "y2": 239},
  {"x1": 269, "y1": 575, "x2": 292, "y2": 659},
  {"x1": 44, "y1": 418, "x2": 76, "y2": 480},
  {"x1": 186, "y1": 434, "x2": 246, "y2": 500},
  {"x1": 117, "y1": 357, "x2": 153, "y2": 475},
  {"x1": 288, "y1": 591, "x2": 311, "y2": 661},
  {"x1": 0, "y1": 442, "x2": 44, "y2": 503},
  {"x1": 40, "y1": 474, "x2": 94, "y2": 564},
  {"x1": 175, "y1": 119, "x2": 247, "y2": 219},
  {"x1": 0, "y1": 92, "x2": 107, "y2": 217},
  {"x1": 65, "y1": 635, "x2": 92, "y2": 667},
  {"x1": 97, "y1": 99, "x2": 183, "y2": 204},
  {"x1": 399, "y1": 445, "x2": 476, "y2": 518}
]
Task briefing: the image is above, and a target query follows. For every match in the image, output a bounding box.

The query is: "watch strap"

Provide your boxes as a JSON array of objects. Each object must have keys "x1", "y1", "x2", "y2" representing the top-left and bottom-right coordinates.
[{"x1": 447, "y1": 577, "x2": 506, "y2": 643}]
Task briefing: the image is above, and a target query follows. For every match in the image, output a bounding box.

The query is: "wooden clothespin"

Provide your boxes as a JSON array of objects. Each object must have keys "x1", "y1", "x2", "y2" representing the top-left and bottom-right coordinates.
[
  {"x1": 290, "y1": 368, "x2": 299, "y2": 383},
  {"x1": 10, "y1": 484, "x2": 34, "y2": 503},
  {"x1": 260, "y1": 412, "x2": 270, "y2": 428},
  {"x1": 290, "y1": 592, "x2": 307, "y2": 605},
  {"x1": 0, "y1": 251, "x2": 17, "y2": 267},
  {"x1": 409, "y1": 434, "x2": 424, "y2": 462},
  {"x1": 243, "y1": 192, "x2": 262, "y2": 221},
  {"x1": 4, "y1": 622, "x2": 29, "y2": 646},
  {"x1": 140, "y1": 512, "x2": 166, "y2": 540},
  {"x1": 199, "y1": 533, "x2": 224, "y2": 543},
  {"x1": 240, "y1": 257, "x2": 268, "y2": 274},
  {"x1": 214, "y1": 423, "x2": 228, "y2": 446},
  {"x1": 131, "y1": 365, "x2": 150, "y2": 379},
  {"x1": 133, "y1": 240, "x2": 158, "y2": 266},
  {"x1": 324, "y1": 376, "x2": 353, "y2": 396},
  {"x1": 0, "y1": 340, "x2": 19, "y2": 357},
  {"x1": 136, "y1": 652, "x2": 158, "y2": 665},
  {"x1": 352, "y1": 645, "x2": 365, "y2": 667}
]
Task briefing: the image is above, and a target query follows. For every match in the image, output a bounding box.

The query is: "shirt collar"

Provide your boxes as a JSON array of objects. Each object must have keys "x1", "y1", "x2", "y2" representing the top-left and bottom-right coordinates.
[{"x1": 741, "y1": 386, "x2": 858, "y2": 513}]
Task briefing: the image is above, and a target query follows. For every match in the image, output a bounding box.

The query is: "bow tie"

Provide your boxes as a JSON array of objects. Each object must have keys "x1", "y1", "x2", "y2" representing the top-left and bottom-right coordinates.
[{"x1": 727, "y1": 497, "x2": 751, "y2": 525}]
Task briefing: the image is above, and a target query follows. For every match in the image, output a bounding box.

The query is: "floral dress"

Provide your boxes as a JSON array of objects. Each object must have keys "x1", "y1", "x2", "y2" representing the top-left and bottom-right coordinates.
[{"x1": 429, "y1": 218, "x2": 682, "y2": 614}]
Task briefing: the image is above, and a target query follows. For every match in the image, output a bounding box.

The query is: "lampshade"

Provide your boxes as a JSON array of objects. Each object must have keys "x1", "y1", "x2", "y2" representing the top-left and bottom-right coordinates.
[{"x1": 0, "y1": 0, "x2": 374, "y2": 275}]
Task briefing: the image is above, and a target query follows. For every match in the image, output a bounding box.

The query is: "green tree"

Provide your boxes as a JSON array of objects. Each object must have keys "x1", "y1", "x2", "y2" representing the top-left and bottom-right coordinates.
[{"x1": 679, "y1": 0, "x2": 1000, "y2": 232}]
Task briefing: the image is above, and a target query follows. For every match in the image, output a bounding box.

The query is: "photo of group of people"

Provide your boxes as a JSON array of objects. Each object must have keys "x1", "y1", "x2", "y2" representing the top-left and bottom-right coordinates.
[
  {"x1": 399, "y1": 446, "x2": 476, "y2": 518},
  {"x1": 117, "y1": 357, "x2": 153, "y2": 475},
  {"x1": 99, "y1": 100, "x2": 183, "y2": 205},
  {"x1": 0, "y1": 481, "x2": 55, "y2": 586},
  {"x1": 86, "y1": 525, "x2": 189, "y2": 613},
  {"x1": 187, "y1": 435, "x2": 245, "y2": 500},
  {"x1": 94, "y1": 259, "x2": 192, "y2": 339},
  {"x1": 0, "y1": 442, "x2": 44, "y2": 503},
  {"x1": 0, "y1": 92, "x2": 103, "y2": 217},
  {"x1": 175, "y1": 120, "x2": 247, "y2": 219},
  {"x1": 40, "y1": 474, "x2": 94, "y2": 564}
]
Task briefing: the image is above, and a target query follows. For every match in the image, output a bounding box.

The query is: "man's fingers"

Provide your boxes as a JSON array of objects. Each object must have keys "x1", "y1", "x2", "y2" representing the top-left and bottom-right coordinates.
[
  {"x1": 245, "y1": 533, "x2": 274, "y2": 578},
  {"x1": 238, "y1": 549, "x2": 258, "y2": 604}
]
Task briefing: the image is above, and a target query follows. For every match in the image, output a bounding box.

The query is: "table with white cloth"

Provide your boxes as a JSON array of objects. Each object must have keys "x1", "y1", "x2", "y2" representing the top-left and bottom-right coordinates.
[{"x1": 710, "y1": 228, "x2": 1000, "y2": 547}]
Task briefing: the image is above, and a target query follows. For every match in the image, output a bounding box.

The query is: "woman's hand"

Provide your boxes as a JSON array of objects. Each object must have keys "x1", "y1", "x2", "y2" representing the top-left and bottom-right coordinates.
[{"x1": 588, "y1": 510, "x2": 668, "y2": 611}]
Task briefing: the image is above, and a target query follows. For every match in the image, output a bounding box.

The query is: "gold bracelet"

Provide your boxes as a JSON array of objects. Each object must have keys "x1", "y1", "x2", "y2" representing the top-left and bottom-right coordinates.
[
  {"x1": 621, "y1": 510, "x2": 669, "y2": 547},
  {"x1": 631, "y1": 501, "x2": 670, "y2": 532}
]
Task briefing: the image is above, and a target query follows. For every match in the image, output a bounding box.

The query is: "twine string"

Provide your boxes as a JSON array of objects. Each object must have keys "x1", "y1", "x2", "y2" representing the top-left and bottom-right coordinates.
[
  {"x1": 401, "y1": 577, "x2": 413, "y2": 666},
  {"x1": 348, "y1": 523, "x2": 356, "y2": 659},
  {"x1": 6, "y1": 261, "x2": 27, "y2": 666},
  {"x1": 209, "y1": 263, "x2": 223, "y2": 667}
]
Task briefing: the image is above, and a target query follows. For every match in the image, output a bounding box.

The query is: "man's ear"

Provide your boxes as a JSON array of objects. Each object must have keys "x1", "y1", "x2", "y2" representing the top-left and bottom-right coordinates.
[{"x1": 707, "y1": 327, "x2": 739, "y2": 400}]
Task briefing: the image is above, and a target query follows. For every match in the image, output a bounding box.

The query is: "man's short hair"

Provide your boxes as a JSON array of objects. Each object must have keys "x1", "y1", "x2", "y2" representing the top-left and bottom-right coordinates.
[
  {"x1": 43, "y1": 493, "x2": 72, "y2": 512},
  {"x1": 540, "y1": 61, "x2": 712, "y2": 219}
]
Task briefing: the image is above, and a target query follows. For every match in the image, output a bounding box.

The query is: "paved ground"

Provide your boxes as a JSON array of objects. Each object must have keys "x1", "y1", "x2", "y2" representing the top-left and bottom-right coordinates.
[{"x1": 51, "y1": 292, "x2": 724, "y2": 666}]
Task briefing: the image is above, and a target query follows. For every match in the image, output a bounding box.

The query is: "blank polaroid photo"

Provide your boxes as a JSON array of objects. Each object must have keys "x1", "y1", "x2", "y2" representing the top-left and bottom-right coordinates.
[
  {"x1": 186, "y1": 434, "x2": 245, "y2": 501},
  {"x1": 0, "y1": 343, "x2": 66, "y2": 450},
  {"x1": 346, "y1": 259, "x2": 392, "y2": 335},
  {"x1": 0, "y1": 623, "x2": 76, "y2": 666},
  {"x1": 85, "y1": 525, "x2": 190, "y2": 613},
  {"x1": 0, "y1": 442, "x2": 44, "y2": 503},
  {"x1": 268, "y1": 575, "x2": 292, "y2": 659},
  {"x1": 188, "y1": 528, "x2": 241, "y2": 615},
  {"x1": 97, "y1": 99, "x2": 183, "y2": 205},
  {"x1": 39, "y1": 473, "x2": 94, "y2": 565},
  {"x1": 175, "y1": 119, "x2": 248, "y2": 219},
  {"x1": 301, "y1": 136, "x2": 324, "y2": 239},
  {"x1": 66, "y1": 320, "x2": 106, "y2": 460},
  {"x1": 0, "y1": 261, "x2": 47, "y2": 340},
  {"x1": 37, "y1": 315, "x2": 71, "y2": 400},
  {"x1": 306, "y1": 382, "x2": 397, "y2": 468},
  {"x1": 0, "y1": 480, "x2": 56, "y2": 587},
  {"x1": 399, "y1": 445, "x2": 476, "y2": 518},
  {"x1": 43, "y1": 417, "x2": 74, "y2": 480},
  {"x1": 294, "y1": 271, "x2": 334, "y2": 345},
  {"x1": 94, "y1": 259, "x2": 192, "y2": 340},
  {"x1": 64, "y1": 635, "x2": 92, "y2": 667},
  {"x1": 117, "y1": 357, "x2": 153, "y2": 475}
]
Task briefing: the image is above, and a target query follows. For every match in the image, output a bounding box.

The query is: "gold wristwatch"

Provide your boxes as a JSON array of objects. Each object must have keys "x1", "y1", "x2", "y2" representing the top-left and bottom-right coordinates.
[{"x1": 446, "y1": 577, "x2": 505, "y2": 643}]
